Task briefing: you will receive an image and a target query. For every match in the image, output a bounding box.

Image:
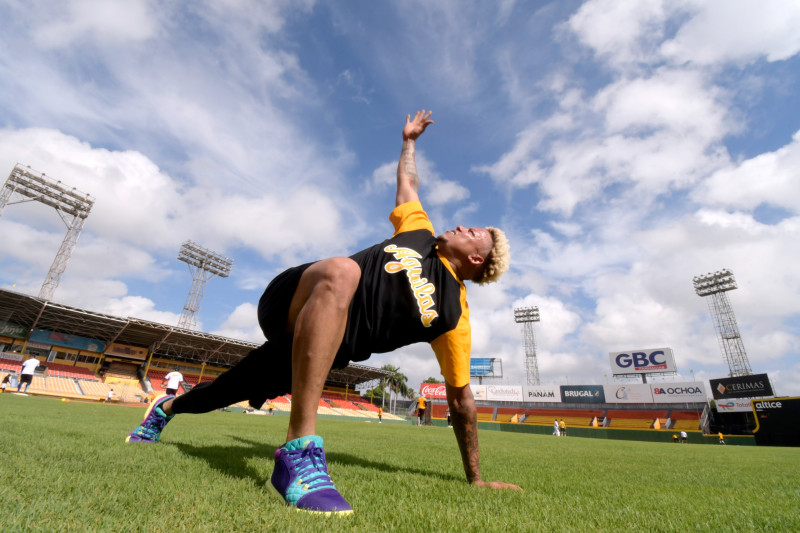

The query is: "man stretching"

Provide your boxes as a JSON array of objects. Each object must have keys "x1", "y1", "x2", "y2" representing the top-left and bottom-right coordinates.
[{"x1": 126, "y1": 110, "x2": 519, "y2": 514}]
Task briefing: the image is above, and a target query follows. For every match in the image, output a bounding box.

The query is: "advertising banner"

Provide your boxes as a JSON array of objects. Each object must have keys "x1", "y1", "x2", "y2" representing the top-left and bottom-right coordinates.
[
  {"x1": 29, "y1": 328, "x2": 105, "y2": 353},
  {"x1": 710, "y1": 373, "x2": 773, "y2": 399},
  {"x1": 470, "y1": 358, "x2": 494, "y2": 376},
  {"x1": 561, "y1": 385, "x2": 605, "y2": 403},
  {"x1": 471, "y1": 385, "x2": 487, "y2": 401},
  {"x1": 486, "y1": 385, "x2": 523, "y2": 402},
  {"x1": 650, "y1": 381, "x2": 707, "y2": 403},
  {"x1": 753, "y1": 397, "x2": 800, "y2": 447},
  {"x1": 419, "y1": 383, "x2": 446, "y2": 400},
  {"x1": 604, "y1": 383, "x2": 654, "y2": 404},
  {"x1": 106, "y1": 342, "x2": 148, "y2": 361},
  {"x1": 609, "y1": 348, "x2": 676, "y2": 375},
  {"x1": 522, "y1": 386, "x2": 561, "y2": 403},
  {"x1": 715, "y1": 398, "x2": 755, "y2": 413},
  {"x1": 0, "y1": 321, "x2": 27, "y2": 339}
]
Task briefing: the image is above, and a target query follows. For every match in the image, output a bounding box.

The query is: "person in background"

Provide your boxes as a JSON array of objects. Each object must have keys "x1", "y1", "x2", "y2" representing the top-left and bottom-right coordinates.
[
  {"x1": 17, "y1": 356, "x2": 40, "y2": 393},
  {"x1": 417, "y1": 395, "x2": 427, "y2": 426},
  {"x1": 162, "y1": 369, "x2": 184, "y2": 396}
]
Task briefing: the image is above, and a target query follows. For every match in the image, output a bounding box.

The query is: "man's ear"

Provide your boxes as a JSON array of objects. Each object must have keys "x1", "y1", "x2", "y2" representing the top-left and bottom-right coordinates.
[{"x1": 468, "y1": 253, "x2": 485, "y2": 266}]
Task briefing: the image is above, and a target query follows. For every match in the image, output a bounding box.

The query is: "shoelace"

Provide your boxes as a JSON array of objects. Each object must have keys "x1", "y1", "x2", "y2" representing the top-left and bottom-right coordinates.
[
  {"x1": 288, "y1": 443, "x2": 335, "y2": 492},
  {"x1": 138, "y1": 409, "x2": 169, "y2": 438}
]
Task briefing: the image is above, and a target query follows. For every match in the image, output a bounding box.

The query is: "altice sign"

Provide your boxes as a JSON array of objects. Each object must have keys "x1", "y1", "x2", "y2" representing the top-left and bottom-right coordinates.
[{"x1": 609, "y1": 348, "x2": 677, "y2": 375}]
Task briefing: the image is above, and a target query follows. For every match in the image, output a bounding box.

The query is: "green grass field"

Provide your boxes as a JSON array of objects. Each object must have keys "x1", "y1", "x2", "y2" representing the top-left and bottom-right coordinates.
[{"x1": 1, "y1": 394, "x2": 797, "y2": 532}]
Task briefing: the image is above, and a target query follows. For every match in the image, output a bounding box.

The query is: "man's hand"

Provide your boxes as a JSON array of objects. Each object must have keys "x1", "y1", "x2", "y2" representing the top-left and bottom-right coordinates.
[
  {"x1": 472, "y1": 480, "x2": 523, "y2": 490},
  {"x1": 403, "y1": 109, "x2": 434, "y2": 141}
]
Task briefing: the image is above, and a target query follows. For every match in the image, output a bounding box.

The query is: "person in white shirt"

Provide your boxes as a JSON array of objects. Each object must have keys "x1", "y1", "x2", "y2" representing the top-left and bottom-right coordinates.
[
  {"x1": 162, "y1": 370, "x2": 184, "y2": 396},
  {"x1": 18, "y1": 356, "x2": 40, "y2": 393}
]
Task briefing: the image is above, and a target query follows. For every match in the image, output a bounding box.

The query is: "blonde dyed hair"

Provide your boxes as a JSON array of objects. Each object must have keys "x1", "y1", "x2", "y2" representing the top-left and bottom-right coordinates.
[{"x1": 472, "y1": 226, "x2": 510, "y2": 285}]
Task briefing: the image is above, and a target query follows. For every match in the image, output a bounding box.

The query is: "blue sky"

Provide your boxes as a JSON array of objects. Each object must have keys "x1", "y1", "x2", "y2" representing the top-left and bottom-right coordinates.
[{"x1": 1, "y1": 0, "x2": 799, "y2": 396}]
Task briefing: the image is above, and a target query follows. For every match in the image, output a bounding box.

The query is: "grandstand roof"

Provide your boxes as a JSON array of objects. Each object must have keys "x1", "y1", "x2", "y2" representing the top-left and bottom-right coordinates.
[{"x1": 0, "y1": 288, "x2": 392, "y2": 386}]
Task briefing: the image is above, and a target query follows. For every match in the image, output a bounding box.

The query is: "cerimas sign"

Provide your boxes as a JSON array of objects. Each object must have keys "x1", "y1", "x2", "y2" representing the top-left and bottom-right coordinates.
[{"x1": 609, "y1": 348, "x2": 676, "y2": 375}]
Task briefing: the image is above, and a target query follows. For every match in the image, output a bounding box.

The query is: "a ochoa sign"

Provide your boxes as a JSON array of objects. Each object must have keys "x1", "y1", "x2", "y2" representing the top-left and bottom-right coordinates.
[{"x1": 609, "y1": 348, "x2": 676, "y2": 375}]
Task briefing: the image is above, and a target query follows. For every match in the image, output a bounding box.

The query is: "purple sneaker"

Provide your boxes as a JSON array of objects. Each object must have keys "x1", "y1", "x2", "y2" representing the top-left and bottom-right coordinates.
[
  {"x1": 126, "y1": 395, "x2": 175, "y2": 443},
  {"x1": 271, "y1": 436, "x2": 353, "y2": 515}
]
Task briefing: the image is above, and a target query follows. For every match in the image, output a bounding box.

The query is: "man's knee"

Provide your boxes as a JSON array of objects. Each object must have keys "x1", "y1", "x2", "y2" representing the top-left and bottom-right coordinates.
[{"x1": 307, "y1": 257, "x2": 361, "y2": 304}]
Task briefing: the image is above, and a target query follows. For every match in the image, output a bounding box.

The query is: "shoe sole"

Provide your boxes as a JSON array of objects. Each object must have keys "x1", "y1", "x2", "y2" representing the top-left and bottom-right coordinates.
[{"x1": 291, "y1": 506, "x2": 353, "y2": 516}]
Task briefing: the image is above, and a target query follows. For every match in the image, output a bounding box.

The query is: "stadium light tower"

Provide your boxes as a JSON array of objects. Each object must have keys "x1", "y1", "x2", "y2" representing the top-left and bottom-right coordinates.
[
  {"x1": 693, "y1": 268, "x2": 752, "y2": 377},
  {"x1": 177, "y1": 240, "x2": 233, "y2": 330},
  {"x1": 514, "y1": 306, "x2": 541, "y2": 385},
  {"x1": 0, "y1": 164, "x2": 94, "y2": 300}
]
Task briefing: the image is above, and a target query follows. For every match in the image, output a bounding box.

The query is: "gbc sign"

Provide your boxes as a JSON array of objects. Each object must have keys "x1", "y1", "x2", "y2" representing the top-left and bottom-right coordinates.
[{"x1": 609, "y1": 348, "x2": 676, "y2": 375}]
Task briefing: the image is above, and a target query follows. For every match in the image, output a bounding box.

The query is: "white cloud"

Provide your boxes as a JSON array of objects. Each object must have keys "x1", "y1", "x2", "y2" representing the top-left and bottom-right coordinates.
[
  {"x1": 693, "y1": 130, "x2": 800, "y2": 212},
  {"x1": 661, "y1": 0, "x2": 800, "y2": 66},
  {"x1": 565, "y1": 0, "x2": 671, "y2": 68},
  {"x1": 32, "y1": 0, "x2": 159, "y2": 48},
  {"x1": 212, "y1": 302, "x2": 265, "y2": 343}
]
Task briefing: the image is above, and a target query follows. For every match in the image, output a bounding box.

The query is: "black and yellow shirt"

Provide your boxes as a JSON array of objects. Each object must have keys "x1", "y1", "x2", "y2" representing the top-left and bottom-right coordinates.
[{"x1": 341, "y1": 201, "x2": 472, "y2": 387}]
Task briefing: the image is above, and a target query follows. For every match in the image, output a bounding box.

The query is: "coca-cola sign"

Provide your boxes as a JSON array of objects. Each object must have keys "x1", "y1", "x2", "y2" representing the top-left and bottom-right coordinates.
[{"x1": 420, "y1": 383, "x2": 447, "y2": 399}]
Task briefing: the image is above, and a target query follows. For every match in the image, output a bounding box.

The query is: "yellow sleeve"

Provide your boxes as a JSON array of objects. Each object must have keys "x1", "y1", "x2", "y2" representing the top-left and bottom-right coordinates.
[
  {"x1": 390, "y1": 201, "x2": 434, "y2": 236},
  {"x1": 430, "y1": 286, "x2": 471, "y2": 387}
]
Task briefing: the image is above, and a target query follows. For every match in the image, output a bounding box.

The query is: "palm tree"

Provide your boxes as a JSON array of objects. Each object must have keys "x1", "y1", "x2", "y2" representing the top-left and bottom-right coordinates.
[{"x1": 381, "y1": 364, "x2": 413, "y2": 414}]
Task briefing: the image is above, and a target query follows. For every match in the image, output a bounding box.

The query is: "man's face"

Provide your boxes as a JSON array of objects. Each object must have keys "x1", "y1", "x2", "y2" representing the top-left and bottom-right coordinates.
[{"x1": 437, "y1": 226, "x2": 493, "y2": 263}]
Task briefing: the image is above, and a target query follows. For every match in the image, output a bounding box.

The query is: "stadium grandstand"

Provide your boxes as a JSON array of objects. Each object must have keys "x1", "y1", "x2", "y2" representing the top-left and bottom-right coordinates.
[{"x1": 0, "y1": 287, "x2": 403, "y2": 419}]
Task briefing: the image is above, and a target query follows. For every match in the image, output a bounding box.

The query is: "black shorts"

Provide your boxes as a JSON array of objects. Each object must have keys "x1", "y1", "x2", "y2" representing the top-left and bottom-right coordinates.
[
  {"x1": 258, "y1": 261, "x2": 358, "y2": 370},
  {"x1": 258, "y1": 262, "x2": 313, "y2": 344},
  {"x1": 19, "y1": 374, "x2": 33, "y2": 384},
  {"x1": 166, "y1": 387, "x2": 178, "y2": 396}
]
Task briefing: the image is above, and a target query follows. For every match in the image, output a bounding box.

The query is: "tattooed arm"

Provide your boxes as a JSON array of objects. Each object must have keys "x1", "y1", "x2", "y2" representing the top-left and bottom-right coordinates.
[
  {"x1": 446, "y1": 382, "x2": 522, "y2": 490},
  {"x1": 396, "y1": 110, "x2": 434, "y2": 207}
]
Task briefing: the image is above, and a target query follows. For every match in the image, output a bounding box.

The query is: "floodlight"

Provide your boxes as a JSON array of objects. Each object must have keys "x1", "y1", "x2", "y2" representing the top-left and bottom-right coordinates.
[{"x1": 177, "y1": 240, "x2": 234, "y2": 330}]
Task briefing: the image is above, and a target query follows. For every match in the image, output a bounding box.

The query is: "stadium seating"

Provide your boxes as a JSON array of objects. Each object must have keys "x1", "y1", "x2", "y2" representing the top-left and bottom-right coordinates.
[
  {"x1": 668, "y1": 409, "x2": 702, "y2": 431},
  {"x1": 43, "y1": 362, "x2": 97, "y2": 380},
  {"x1": 0, "y1": 358, "x2": 23, "y2": 373},
  {"x1": 604, "y1": 409, "x2": 669, "y2": 429}
]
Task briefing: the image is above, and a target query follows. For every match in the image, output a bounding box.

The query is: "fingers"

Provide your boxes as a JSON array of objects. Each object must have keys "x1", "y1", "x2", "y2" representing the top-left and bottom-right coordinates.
[
  {"x1": 412, "y1": 109, "x2": 433, "y2": 124},
  {"x1": 474, "y1": 480, "x2": 523, "y2": 490}
]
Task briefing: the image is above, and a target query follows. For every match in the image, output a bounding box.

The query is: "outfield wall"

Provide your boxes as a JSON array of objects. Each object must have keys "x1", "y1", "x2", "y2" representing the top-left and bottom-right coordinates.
[{"x1": 426, "y1": 418, "x2": 755, "y2": 446}]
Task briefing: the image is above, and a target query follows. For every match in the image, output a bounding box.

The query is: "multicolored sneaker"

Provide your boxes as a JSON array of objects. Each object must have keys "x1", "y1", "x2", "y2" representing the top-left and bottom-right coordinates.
[
  {"x1": 271, "y1": 435, "x2": 353, "y2": 515},
  {"x1": 125, "y1": 395, "x2": 175, "y2": 443}
]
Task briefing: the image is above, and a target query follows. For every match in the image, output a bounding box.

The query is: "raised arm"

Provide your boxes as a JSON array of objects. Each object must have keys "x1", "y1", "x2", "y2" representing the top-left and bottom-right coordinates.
[
  {"x1": 396, "y1": 110, "x2": 434, "y2": 206},
  {"x1": 445, "y1": 381, "x2": 522, "y2": 490}
]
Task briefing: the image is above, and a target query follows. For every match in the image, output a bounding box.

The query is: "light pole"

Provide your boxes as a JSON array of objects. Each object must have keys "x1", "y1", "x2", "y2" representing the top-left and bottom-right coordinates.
[
  {"x1": 693, "y1": 269, "x2": 752, "y2": 377},
  {"x1": 514, "y1": 306, "x2": 541, "y2": 385},
  {"x1": 177, "y1": 240, "x2": 233, "y2": 330}
]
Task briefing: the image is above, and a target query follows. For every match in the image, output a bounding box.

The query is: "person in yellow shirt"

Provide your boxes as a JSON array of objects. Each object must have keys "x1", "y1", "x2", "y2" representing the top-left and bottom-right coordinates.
[
  {"x1": 377, "y1": 406, "x2": 382, "y2": 423},
  {"x1": 126, "y1": 110, "x2": 518, "y2": 514},
  {"x1": 718, "y1": 432, "x2": 725, "y2": 445},
  {"x1": 417, "y1": 396, "x2": 428, "y2": 426}
]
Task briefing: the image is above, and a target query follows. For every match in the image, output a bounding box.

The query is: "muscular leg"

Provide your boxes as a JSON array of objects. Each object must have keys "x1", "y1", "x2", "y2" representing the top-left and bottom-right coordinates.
[
  {"x1": 162, "y1": 342, "x2": 292, "y2": 415},
  {"x1": 284, "y1": 257, "x2": 361, "y2": 442}
]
